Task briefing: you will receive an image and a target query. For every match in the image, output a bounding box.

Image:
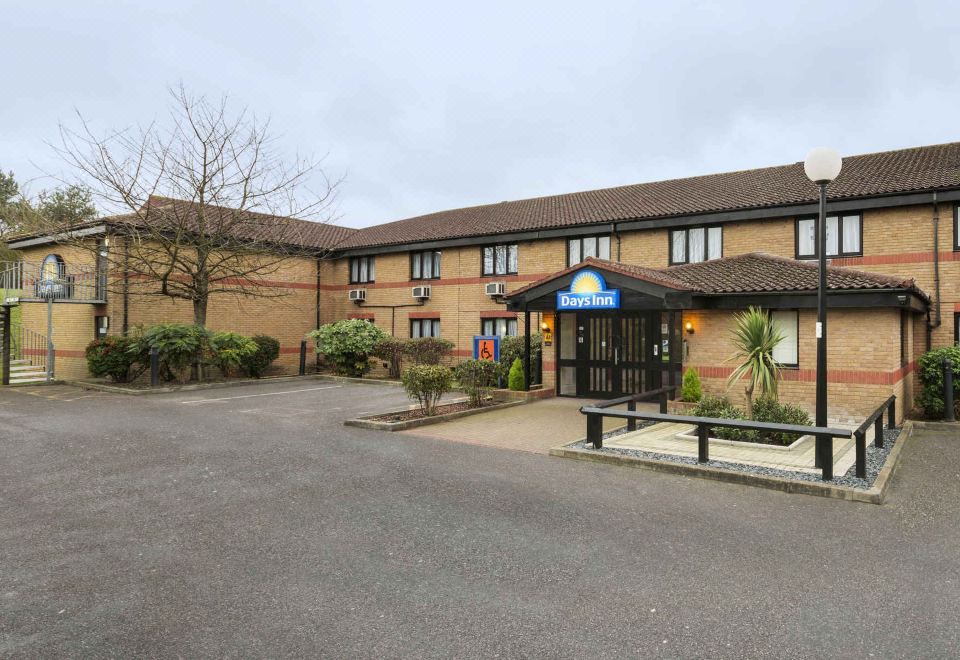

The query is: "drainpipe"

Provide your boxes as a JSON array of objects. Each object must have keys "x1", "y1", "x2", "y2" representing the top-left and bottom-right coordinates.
[
  {"x1": 122, "y1": 237, "x2": 130, "y2": 334},
  {"x1": 614, "y1": 224, "x2": 622, "y2": 262},
  {"x1": 931, "y1": 192, "x2": 942, "y2": 332}
]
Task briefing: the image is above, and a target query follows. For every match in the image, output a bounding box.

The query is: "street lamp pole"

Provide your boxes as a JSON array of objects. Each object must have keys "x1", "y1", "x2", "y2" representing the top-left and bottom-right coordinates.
[{"x1": 804, "y1": 147, "x2": 842, "y2": 479}]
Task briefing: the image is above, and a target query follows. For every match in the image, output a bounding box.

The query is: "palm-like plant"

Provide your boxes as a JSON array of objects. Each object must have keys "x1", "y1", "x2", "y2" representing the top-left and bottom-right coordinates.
[{"x1": 726, "y1": 307, "x2": 785, "y2": 418}]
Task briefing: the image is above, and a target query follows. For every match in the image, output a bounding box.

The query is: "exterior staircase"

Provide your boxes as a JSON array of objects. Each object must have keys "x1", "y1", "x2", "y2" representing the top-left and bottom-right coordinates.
[{"x1": 8, "y1": 358, "x2": 48, "y2": 384}]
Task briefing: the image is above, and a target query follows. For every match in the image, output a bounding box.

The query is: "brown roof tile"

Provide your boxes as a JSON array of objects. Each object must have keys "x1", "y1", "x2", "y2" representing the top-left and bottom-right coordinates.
[
  {"x1": 342, "y1": 141, "x2": 960, "y2": 249},
  {"x1": 505, "y1": 253, "x2": 927, "y2": 300}
]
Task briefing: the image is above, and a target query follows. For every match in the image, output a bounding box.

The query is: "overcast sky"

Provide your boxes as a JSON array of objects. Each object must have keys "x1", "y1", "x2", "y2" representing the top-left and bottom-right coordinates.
[{"x1": 4, "y1": 1, "x2": 960, "y2": 228}]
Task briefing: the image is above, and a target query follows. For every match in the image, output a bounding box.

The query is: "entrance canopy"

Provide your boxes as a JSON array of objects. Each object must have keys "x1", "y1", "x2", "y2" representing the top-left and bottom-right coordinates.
[{"x1": 504, "y1": 253, "x2": 929, "y2": 313}]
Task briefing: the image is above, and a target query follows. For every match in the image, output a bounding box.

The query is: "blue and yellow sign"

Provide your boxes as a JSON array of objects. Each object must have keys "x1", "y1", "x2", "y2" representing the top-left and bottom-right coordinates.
[{"x1": 556, "y1": 270, "x2": 621, "y2": 310}]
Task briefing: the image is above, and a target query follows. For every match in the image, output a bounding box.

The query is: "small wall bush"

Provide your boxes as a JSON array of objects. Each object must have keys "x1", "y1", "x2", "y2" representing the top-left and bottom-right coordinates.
[
  {"x1": 309, "y1": 319, "x2": 387, "y2": 377},
  {"x1": 242, "y1": 335, "x2": 280, "y2": 378},
  {"x1": 499, "y1": 334, "x2": 542, "y2": 373},
  {"x1": 751, "y1": 396, "x2": 812, "y2": 445},
  {"x1": 372, "y1": 336, "x2": 408, "y2": 378},
  {"x1": 681, "y1": 367, "x2": 702, "y2": 402},
  {"x1": 208, "y1": 331, "x2": 259, "y2": 377},
  {"x1": 507, "y1": 358, "x2": 524, "y2": 391},
  {"x1": 85, "y1": 335, "x2": 140, "y2": 383},
  {"x1": 406, "y1": 337, "x2": 454, "y2": 365},
  {"x1": 402, "y1": 364, "x2": 453, "y2": 416},
  {"x1": 454, "y1": 359, "x2": 502, "y2": 407},
  {"x1": 131, "y1": 323, "x2": 209, "y2": 383},
  {"x1": 917, "y1": 345, "x2": 960, "y2": 418}
]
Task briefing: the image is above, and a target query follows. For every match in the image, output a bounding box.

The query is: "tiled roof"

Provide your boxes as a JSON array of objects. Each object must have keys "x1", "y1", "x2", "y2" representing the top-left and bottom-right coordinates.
[
  {"x1": 505, "y1": 253, "x2": 927, "y2": 299},
  {"x1": 6, "y1": 196, "x2": 357, "y2": 251},
  {"x1": 341, "y1": 141, "x2": 960, "y2": 249}
]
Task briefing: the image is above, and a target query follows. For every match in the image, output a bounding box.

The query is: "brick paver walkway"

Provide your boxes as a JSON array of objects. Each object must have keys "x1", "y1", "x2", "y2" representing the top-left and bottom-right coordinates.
[{"x1": 401, "y1": 396, "x2": 657, "y2": 454}]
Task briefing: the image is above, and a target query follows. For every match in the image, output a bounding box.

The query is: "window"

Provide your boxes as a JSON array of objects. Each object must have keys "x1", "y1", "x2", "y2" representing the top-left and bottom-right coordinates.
[
  {"x1": 349, "y1": 256, "x2": 375, "y2": 284},
  {"x1": 482, "y1": 244, "x2": 518, "y2": 276},
  {"x1": 670, "y1": 226, "x2": 722, "y2": 264},
  {"x1": 567, "y1": 235, "x2": 611, "y2": 266},
  {"x1": 796, "y1": 214, "x2": 862, "y2": 259},
  {"x1": 411, "y1": 318, "x2": 441, "y2": 338},
  {"x1": 954, "y1": 204, "x2": 960, "y2": 251},
  {"x1": 411, "y1": 250, "x2": 441, "y2": 280},
  {"x1": 482, "y1": 317, "x2": 517, "y2": 336},
  {"x1": 771, "y1": 310, "x2": 799, "y2": 367}
]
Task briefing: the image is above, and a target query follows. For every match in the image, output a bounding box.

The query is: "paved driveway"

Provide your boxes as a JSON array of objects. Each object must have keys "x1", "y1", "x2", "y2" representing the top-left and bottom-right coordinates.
[{"x1": 2, "y1": 380, "x2": 959, "y2": 658}]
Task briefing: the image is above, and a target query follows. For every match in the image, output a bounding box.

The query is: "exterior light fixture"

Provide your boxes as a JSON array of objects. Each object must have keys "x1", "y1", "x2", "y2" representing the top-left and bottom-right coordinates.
[
  {"x1": 804, "y1": 146, "x2": 843, "y2": 479},
  {"x1": 684, "y1": 321, "x2": 694, "y2": 334}
]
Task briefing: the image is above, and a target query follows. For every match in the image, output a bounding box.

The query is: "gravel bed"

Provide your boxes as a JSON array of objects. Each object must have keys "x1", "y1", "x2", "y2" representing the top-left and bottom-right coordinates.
[{"x1": 573, "y1": 427, "x2": 901, "y2": 490}]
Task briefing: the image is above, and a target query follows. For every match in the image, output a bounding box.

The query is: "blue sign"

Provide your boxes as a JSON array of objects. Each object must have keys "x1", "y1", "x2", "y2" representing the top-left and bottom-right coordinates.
[
  {"x1": 556, "y1": 270, "x2": 621, "y2": 310},
  {"x1": 473, "y1": 335, "x2": 500, "y2": 361}
]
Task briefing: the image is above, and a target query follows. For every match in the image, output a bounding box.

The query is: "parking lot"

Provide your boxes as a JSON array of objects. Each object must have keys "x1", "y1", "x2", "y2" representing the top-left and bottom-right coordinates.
[{"x1": 2, "y1": 379, "x2": 960, "y2": 658}]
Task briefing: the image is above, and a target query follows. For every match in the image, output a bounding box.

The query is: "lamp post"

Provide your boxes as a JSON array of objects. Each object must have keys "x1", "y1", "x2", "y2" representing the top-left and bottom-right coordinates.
[{"x1": 803, "y1": 147, "x2": 843, "y2": 478}]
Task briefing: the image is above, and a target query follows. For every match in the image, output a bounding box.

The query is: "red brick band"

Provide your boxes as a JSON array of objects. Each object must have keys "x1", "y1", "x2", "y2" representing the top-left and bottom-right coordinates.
[{"x1": 689, "y1": 361, "x2": 916, "y2": 385}]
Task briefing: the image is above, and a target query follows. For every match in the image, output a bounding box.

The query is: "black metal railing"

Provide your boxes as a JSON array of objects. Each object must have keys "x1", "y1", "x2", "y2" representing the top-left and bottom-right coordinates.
[
  {"x1": 580, "y1": 398, "x2": 854, "y2": 481},
  {"x1": 586, "y1": 385, "x2": 679, "y2": 432},
  {"x1": 851, "y1": 396, "x2": 897, "y2": 479}
]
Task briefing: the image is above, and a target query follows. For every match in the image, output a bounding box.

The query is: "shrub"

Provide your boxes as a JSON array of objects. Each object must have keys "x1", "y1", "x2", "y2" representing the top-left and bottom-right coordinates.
[
  {"x1": 751, "y1": 396, "x2": 812, "y2": 445},
  {"x1": 308, "y1": 319, "x2": 387, "y2": 377},
  {"x1": 402, "y1": 364, "x2": 453, "y2": 416},
  {"x1": 208, "y1": 331, "x2": 259, "y2": 377},
  {"x1": 131, "y1": 323, "x2": 209, "y2": 383},
  {"x1": 681, "y1": 367, "x2": 702, "y2": 402},
  {"x1": 507, "y1": 358, "x2": 524, "y2": 391},
  {"x1": 499, "y1": 334, "x2": 542, "y2": 372},
  {"x1": 917, "y1": 345, "x2": 960, "y2": 418},
  {"x1": 727, "y1": 306, "x2": 783, "y2": 418},
  {"x1": 454, "y1": 359, "x2": 503, "y2": 407},
  {"x1": 405, "y1": 337, "x2": 454, "y2": 365},
  {"x1": 85, "y1": 335, "x2": 139, "y2": 382},
  {"x1": 692, "y1": 395, "x2": 756, "y2": 443},
  {"x1": 242, "y1": 335, "x2": 281, "y2": 378},
  {"x1": 372, "y1": 336, "x2": 409, "y2": 378}
]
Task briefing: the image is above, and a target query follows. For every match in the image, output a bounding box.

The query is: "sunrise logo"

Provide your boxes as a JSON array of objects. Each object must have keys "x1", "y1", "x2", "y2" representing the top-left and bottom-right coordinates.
[{"x1": 557, "y1": 269, "x2": 620, "y2": 310}]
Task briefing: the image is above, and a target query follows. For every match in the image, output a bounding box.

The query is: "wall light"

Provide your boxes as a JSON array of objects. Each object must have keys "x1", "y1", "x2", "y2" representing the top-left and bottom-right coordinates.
[{"x1": 684, "y1": 321, "x2": 695, "y2": 335}]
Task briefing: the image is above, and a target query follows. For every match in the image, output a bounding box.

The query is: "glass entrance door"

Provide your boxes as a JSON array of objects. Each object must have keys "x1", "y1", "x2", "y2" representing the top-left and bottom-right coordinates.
[{"x1": 556, "y1": 311, "x2": 663, "y2": 398}]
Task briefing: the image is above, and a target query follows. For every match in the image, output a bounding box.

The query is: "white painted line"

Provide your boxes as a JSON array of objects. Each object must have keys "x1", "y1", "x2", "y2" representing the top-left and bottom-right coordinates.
[{"x1": 180, "y1": 385, "x2": 341, "y2": 405}]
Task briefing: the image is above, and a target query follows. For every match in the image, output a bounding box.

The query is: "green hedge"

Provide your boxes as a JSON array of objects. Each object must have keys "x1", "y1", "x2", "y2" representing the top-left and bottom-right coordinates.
[
  {"x1": 402, "y1": 364, "x2": 453, "y2": 416},
  {"x1": 309, "y1": 319, "x2": 387, "y2": 377},
  {"x1": 917, "y1": 345, "x2": 960, "y2": 418}
]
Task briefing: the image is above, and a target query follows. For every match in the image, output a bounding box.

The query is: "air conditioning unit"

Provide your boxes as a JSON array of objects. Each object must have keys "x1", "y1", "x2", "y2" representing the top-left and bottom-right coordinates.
[
  {"x1": 348, "y1": 288, "x2": 366, "y2": 302},
  {"x1": 485, "y1": 281, "x2": 506, "y2": 297},
  {"x1": 412, "y1": 285, "x2": 431, "y2": 299}
]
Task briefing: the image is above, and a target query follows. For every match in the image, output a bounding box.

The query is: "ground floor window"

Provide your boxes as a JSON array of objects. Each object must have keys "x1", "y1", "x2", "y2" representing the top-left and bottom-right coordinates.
[
  {"x1": 771, "y1": 310, "x2": 798, "y2": 367},
  {"x1": 481, "y1": 317, "x2": 517, "y2": 336},
  {"x1": 411, "y1": 318, "x2": 441, "y2": 338}
]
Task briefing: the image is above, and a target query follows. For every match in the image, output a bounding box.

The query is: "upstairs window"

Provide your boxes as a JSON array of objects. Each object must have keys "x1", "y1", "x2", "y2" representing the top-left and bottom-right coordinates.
[
  {"x1": 568, "y1": 235, "x2": 611, "y2": 266},
  {"x1": 796, "y1": 214, "x2": 862, "y2": 259},
  {"x1": 349, "y1": 256, "x2": 375, "y2": 284},
  {"x1": 670, "y1": 226, "x2": 722, "y2": 265},
  {"x1": 411, "y1": 250, "x2": 441, "y2": 280},
  {"x1": 482, "y1": 244, "x2": 518, "y2": 276}
]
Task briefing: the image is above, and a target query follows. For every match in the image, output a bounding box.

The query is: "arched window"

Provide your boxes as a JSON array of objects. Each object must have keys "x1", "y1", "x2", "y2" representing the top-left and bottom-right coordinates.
[{"x1": 40, "y1": 254, "x2": 65, "y2": 282}]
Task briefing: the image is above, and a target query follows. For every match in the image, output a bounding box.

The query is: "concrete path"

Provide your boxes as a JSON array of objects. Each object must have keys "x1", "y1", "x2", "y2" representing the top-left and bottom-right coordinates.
[{"x1": 402, "y1": 396, "x2": 657, "y2": 453}]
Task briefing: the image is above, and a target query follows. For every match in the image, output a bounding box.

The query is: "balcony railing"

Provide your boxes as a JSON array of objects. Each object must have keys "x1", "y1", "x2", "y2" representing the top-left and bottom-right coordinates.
[{"x1": 1, "y1": 261, "x2": 107, "y2": 304}]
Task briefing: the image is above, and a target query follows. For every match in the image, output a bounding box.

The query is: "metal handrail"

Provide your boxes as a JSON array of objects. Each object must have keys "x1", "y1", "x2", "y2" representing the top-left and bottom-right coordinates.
[
  {"x1": 1, "y1": 260, "x2": 107, "y2": 303},
  {"x1": 851, "y1": 395, "x2": 897, "y2": 479},
  {"x1": 580, "y1": 405, "x2": 853, "y2": 481}
]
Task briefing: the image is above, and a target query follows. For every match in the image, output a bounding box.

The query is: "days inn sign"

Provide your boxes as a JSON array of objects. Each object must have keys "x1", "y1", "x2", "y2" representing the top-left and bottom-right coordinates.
[{"x1": 556, "y1": 270, "x2": 621, "y2": 310}]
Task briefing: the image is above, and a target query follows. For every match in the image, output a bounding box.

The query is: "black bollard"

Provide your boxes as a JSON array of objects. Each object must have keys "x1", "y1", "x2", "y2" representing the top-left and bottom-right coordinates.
[
  {"x1": 150, "y1": 347, "x2": 160, "y2": 387},
  {"x1": 945, "y1": 358, "x2": 955, "y2": 423},
  {"x1": 299, "y1": 340, "x2": 307, "y2": 376}
]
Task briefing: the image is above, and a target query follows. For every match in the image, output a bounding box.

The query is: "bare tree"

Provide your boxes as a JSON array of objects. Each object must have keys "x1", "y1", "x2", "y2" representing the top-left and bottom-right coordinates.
[{"x1": 40, "y1": 85, "x2": 341, "y2": 326}]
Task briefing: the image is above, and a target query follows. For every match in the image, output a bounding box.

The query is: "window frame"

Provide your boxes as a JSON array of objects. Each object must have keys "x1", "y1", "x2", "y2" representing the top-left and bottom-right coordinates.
[
  {"x1": 410, "y1": 318, "x2": 441, "y2": 338},
  {"x1": 481, "y1": 317, "x2": 518, "y2": 337},
  {"x1": 668, "y1": 225, "x2": 723, "y2": 265},
  {"x1": 410, "y1": 250, "x2": 442, "y2": 280},
  {"x1": 770, "y1": 309, "x2": 799, "y2": 369},
  {"x1": 567, "y1": 234, "x2": 611, "y2": 266},
  {"x1": 349, "y1": 256, "x2": 376, "y2": 284},
  {"x1": 795, "y1": 213, "x2": 863, "y2": 260},
  {"x1": 954, "y1": 204, "x2": 960, "y2": 251},
  {"x1": 481, "y1": 243, "x2": 519, "y2": 277}
]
